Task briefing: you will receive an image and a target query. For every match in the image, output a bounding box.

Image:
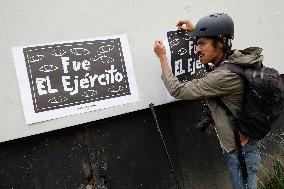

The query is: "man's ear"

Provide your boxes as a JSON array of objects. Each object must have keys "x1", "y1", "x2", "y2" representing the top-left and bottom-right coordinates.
[
  {"x1": 223, "y1": 37, "x2": 229, "y2": 45},
  {"x1": 217, "y1": 40, "x2": 224, "y2": 50}
]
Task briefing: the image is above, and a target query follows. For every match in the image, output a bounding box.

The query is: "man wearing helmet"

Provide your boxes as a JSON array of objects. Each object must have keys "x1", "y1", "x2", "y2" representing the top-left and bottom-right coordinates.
[{"x1": 154, "y1": 13, "x2": 261, "y2": 189}]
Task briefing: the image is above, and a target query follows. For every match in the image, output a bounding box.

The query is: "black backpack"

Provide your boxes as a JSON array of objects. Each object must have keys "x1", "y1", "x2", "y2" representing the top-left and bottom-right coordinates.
[{"x1": 216, "y1": 63, "x2": 284, "y2": 140}]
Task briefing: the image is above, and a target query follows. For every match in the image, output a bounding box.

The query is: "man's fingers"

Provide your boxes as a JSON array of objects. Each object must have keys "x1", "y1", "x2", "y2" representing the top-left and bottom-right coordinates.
[
  {"x1": 154, "y1": 40, "x2": 163, "y2": 47},
  {"x1": 154, "y1": 40, "x2": 166, "y2": 58},
  {"x1": 154, "y1": 41, "x2": 160, "y2": 51},
  {"x1": 176, "y1": 20, "x2": 185, "y2": 27},
  {"x1": 176, "y1": 20, "x2": 195, "y2": 32}
]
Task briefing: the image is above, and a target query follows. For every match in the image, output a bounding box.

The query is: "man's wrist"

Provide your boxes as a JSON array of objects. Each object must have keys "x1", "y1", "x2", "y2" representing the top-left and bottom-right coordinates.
[
  {"x1": 159, "y1": 55, "x2": 167, "y2": 62},
  {"x1": 159, "y1": 55, "x2": 169, "y2": 72}
]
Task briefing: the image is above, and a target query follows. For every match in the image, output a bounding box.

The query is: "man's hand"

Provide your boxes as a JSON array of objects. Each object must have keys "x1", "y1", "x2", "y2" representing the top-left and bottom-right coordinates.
[
  {"x1": 154, "y1": 40, "x2": 169, "y2": 72},
  {"x1": 154, "y1": 40, "x2": 166, "y2": 59},
  {"x1": 176, "y1": 20, "x2": 195, "y2": 32}
]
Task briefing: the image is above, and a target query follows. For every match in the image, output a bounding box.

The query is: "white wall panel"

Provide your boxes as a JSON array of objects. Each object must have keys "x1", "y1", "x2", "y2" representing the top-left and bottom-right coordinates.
[{"x1": 1, "y1": 0, "x2": 283, "y2": 142}]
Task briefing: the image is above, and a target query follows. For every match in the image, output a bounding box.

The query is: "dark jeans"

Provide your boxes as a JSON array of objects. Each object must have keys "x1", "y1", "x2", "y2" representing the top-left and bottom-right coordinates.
[{"x1": 224, "y1": 140, "x2": 261, "y2": 189}]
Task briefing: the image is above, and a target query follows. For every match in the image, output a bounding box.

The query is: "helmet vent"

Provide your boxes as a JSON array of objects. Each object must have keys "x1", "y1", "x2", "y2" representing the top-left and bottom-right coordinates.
[
  {"x1": 210, "y1": 14, "x2": 218, "y2": 17},
  {"x1": 200, "y1": 28, "x2": 207, "y2": 31}
]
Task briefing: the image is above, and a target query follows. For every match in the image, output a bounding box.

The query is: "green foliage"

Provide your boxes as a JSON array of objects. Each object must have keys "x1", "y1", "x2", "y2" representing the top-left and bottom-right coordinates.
[{"x1": 263, "y1": 152, "x2": 284, "y2": 189}]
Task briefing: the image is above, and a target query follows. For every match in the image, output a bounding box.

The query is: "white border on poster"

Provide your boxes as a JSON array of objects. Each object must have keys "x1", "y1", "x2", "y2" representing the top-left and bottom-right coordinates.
[
  {"x1": 12, "y1": 34, "x2": 139, "y2": 124},
  {"x1": 162, "y1": 30, "x2": 176, "y2": 102}
]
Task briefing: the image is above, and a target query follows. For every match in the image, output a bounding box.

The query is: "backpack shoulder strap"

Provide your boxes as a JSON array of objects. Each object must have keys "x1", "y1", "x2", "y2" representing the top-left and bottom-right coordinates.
[
  {"x1": 211, "y1": 69, "x2": 249, "y2": 184},
  {"x1": 213, "y1": 97, "x2": 234, "y2": 117},
  {"x1": 212, "y1": 63, "x2": 246, "y2": 117},
  {"x1": 215, "y1": 63, "x2": 245, "y2": 76}
]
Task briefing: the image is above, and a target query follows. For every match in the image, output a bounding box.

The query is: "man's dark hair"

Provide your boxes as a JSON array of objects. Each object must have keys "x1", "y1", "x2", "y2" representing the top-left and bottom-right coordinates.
[
  {"x1": 210, "y1": 37, "x2": 232, "y2": 54},
  {"x1": 211, "y1": 37, "x2": 227, "y2": 49}
]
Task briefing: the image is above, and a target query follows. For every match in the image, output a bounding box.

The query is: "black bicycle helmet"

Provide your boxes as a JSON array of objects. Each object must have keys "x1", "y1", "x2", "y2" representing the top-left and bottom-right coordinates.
[{"x1": 194, "y1": 13, "x2": 234, "y2": 39}]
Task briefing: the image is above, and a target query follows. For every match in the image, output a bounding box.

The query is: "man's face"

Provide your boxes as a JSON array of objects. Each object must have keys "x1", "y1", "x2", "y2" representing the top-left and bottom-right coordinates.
[{"x1": 196, "y1": 37, "x2": 221, "y2": 65}]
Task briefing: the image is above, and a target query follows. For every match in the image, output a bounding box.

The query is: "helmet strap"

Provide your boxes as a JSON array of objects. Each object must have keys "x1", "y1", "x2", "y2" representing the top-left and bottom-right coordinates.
[{"x1": 224, "y1": 38, "x2": 232, "y2": 54}]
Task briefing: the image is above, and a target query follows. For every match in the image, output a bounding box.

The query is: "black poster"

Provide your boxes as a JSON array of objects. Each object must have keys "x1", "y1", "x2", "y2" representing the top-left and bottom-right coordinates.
[
  {"x1": 166, "y1": 30, "x2": 206, "y2": 82},
  {"x1": 13, "y1": 35, "x2": 139, "y2": 124},
  {"x1": 23, "y1": 38, "x2": 131, "y2": 113}
]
